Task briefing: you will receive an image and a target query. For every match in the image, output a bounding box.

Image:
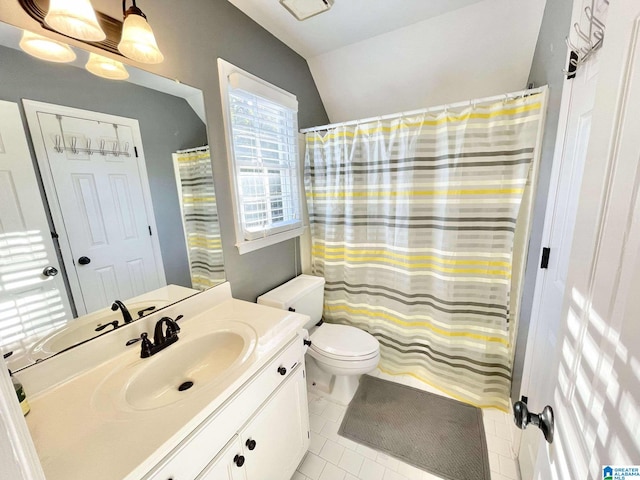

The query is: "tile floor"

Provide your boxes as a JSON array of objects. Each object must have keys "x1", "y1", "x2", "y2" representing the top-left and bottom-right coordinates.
[{"x1": 292, "y1": 369, "x2": 520, "y2": 480}]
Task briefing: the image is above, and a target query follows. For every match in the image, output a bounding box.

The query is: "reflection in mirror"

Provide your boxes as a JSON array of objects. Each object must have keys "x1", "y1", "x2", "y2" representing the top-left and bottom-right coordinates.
[{"x1": 0, "y1": 22, "x2": 225, "y2": 370}]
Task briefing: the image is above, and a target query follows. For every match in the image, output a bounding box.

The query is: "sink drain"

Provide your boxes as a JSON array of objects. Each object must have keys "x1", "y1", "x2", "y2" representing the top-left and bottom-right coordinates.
[{"x1": 178, "y1": 381, "x2": 194, "y2": 392}]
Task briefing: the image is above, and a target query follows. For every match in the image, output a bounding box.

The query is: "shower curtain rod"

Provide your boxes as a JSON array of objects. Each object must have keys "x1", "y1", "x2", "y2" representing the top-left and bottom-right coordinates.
[
  {"x1": 176, "y1": 145, "x2": 210, "y2": 154},
  {"x1": 300, "y1": 85, "x2": 548, "y2": 134}
]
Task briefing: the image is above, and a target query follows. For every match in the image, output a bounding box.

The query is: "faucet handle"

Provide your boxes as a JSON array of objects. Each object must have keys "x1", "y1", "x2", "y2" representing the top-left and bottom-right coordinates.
[
  {"x1": 137, "y1": 306, "x2": 156, "y2": 318},
  {"x1": 140, "y1": 333, "x2": 154, "y2": 358},
  {"x1": 95, "y1": 320, "x2": 119, "y2": 332},
  {"x1": 163, "y1": 316, "x2": 181, "y2": 337},
  {"x1": 170, "y1": 317, "x2": 181, "y2": 333}
]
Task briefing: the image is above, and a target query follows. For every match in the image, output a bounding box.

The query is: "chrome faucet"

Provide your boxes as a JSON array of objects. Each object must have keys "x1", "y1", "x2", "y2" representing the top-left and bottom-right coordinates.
[
  {"x1": 111, "y1": 300, "x2": 134, "y2": 324},
  {"x1": 139, "y1": 316, "x2": 181, "y2": 358}
]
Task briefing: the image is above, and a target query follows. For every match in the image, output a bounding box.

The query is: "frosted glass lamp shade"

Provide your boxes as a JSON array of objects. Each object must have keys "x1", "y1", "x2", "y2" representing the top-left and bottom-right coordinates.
[
  {"x1": 44, "y1": 0, "x2": 106, "y2": 42},
  {"x1": 85, "y1": 53, "x2": 129, "y2": 80},
  {"x1": 118, "y1": 14, "x2": 164, "y2": 64},
  {"x1": 19, "y1": 30, "x2": 76, "y2": 63}
]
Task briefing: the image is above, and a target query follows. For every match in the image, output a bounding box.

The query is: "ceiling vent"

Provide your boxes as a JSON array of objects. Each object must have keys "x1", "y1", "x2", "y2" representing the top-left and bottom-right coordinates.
[{"x1": 280, "y1": 0, "x2": 334, "y2": 21}]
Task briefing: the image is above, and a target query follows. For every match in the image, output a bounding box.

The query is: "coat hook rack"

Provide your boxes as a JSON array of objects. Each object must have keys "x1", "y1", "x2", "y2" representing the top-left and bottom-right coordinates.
[
  {"x1": 54, "y1": 135, "x2": 130, "y2": 157},
  {"x1": 563, "y1": 0, "x2": 608, "y2": 79}
]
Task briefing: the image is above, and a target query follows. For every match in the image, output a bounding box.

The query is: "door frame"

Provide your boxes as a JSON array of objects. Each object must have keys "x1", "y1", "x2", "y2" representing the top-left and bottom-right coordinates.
[
  {"x1": 22, "y1": 100, "x2": 166, "y2": 316},
  {"x1": 514, "y1": 51, "x2": 577, "y2": 473},
  {"x1": 516, "y1": 0, "x2": 585, "y2": 433},
  {"x1": 517, "y1": 32, "x2": 575, "y2": 411},
  {"x1": 519, "y1": 0, "x2": 640, "y2": 476}
]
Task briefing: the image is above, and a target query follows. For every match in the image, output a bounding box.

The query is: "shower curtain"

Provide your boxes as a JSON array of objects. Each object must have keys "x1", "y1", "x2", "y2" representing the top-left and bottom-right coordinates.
[
  {"x1": 173, "y1": 147, "x2": 225, "y2": 290},
  {"x1": 304, "y1": 92, "x2": 546, "y2": 410}
]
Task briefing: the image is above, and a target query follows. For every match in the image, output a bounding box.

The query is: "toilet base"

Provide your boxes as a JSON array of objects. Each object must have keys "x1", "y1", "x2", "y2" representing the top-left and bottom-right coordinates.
[{"x1": 305, "y1": 356, "x2": 363, "y2": 405}]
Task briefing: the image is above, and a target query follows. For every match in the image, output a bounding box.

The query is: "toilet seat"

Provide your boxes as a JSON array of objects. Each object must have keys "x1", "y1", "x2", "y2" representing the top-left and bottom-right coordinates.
[
  {"x1": 311, "y1": 348, "x2": 379, "y2": 362},
  {"x1": 310, "y1": 323, "x2": 379, "y2": 360}
]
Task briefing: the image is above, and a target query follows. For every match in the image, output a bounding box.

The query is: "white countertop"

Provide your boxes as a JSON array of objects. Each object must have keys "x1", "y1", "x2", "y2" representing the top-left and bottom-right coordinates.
[{"x1": 24, "y1": 291, "x2": 307, "y2": 480}]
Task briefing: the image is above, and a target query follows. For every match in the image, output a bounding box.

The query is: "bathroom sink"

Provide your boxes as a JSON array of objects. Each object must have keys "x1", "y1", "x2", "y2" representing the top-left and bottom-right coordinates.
[
  {"x1": 29, "y1": 301, "x2": 167, "y2": 358},
  {"x1": 122, "y1": 324, "x2": 257, "y2": 411}
]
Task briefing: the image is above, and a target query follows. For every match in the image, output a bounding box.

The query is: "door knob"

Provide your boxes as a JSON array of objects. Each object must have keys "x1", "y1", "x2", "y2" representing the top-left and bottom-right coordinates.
[
  {"x1": 513, "y1": 400, "x2": 554, "y2": 443},
  {"x1": 42, "y1": 266, "x2": 59, "y2": 277},
  {"x1": 78, "y1": 256, "x2": 91, "y2": 265}
]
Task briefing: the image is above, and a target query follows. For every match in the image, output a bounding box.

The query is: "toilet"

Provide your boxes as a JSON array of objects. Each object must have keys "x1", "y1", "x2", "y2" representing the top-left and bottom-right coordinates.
[{"x1": 258, "y1": 274, "x2": 380, "y2": 405}]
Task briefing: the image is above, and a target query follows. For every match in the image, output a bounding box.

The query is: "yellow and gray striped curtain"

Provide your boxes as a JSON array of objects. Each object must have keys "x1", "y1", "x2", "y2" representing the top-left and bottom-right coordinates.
[
  {"x1": 304, "y1": 93, "x2": 546, "y2": 410},
  {"x1": 173, "y1": 148, "x2": 225, "y2": 290}
]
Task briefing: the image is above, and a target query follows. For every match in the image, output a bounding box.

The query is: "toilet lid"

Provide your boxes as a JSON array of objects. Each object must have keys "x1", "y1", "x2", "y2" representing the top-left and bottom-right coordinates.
[{"x1": 310, "y1": 324, "x2": 379, "y2": 358}]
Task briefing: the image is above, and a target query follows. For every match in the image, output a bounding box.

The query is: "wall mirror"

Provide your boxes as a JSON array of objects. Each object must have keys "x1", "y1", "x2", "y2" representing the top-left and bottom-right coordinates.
[{"x1": 0, "y1": 21, "x2": 225, "y2": 371}]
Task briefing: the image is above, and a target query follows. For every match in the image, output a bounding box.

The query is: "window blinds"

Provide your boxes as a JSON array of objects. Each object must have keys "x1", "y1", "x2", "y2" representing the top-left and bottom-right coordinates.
[{"x1": 228, "y1": 75, "x2": 301, "y2": 241}]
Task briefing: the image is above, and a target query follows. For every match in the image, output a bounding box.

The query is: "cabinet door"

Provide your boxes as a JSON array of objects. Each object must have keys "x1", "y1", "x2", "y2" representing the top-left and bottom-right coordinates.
[
  {"x1": 240, "y1": 366, "x2": 309, "y2": 480},
  {"x1": 196, "y1": 436, "x2": 247, "y2": 480}
]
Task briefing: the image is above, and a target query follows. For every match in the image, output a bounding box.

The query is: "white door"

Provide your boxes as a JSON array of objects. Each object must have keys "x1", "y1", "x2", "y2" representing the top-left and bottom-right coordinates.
[
  {"x1": 240, "y1": 366, "x2": 309, "y2": 480},
  {"x1": 23, "y1": 101, "x2": 166, "y2": 315},
  {"x1": 517, "y1": 0, "x2": 604, "y2": 475},
  {"x1": 0, "y1": 100, "x2": 73, "y2": 366},
  {"x1": 196, "y1": 436, "x2": 247, "y2": 480},
  {"x1": 525, "y1": 0, "x2": 640, "y2": 478}
]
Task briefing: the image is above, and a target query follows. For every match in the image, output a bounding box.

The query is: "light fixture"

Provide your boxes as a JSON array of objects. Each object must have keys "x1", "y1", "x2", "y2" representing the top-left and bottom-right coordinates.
[
  {"x1": 118, "y1": 0, "x2": 164, "y2": 64},
  {"x1": 44, "y1": 0, "x2": 106, "y2": 42},
  {"x1": 19, "y1": 30, "x2": 76, "y2": 63},
  {"x1": 85, "y1": 52, "x2": 129, "y2": 80},
  {"x1": 280, "y1": 0, "x2": 334, "y2": 21}
]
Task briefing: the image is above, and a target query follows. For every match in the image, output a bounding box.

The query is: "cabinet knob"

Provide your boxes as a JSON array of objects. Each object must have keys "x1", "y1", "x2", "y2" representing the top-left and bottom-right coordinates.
[
  {"x1": 277, "y1": 366, "x2": 287, "y2": 376},
  {"x1": 234, "y1": 454, "x2": 245, "y2": 467},
  {"x1": 78, "y1": 256, "x2": 91, "y2": 265},
  {"x1": 246, "y1": 438, "x2": 257, "y2": 450}
]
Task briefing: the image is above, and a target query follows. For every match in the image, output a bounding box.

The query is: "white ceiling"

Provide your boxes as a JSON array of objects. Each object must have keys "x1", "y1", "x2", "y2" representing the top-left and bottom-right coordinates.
[
  {"x1": 228, "y1": 0, "x2": 547, "y2": 124},
  {"x1": 227, "y1": 0, "x2": 485, "y2": 58}
]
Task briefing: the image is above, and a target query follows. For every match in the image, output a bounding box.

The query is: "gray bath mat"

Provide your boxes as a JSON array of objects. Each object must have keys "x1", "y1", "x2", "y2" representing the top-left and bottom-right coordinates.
[{"x1": 338, "y1": 375, "x2": 490, "y2": 480}]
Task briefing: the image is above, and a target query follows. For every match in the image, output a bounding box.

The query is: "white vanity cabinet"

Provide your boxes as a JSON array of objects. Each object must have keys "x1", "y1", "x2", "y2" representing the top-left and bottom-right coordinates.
[
  {"x1": 146, "y1": 336, "x2": 310, "y2": 480},
  {"x1": 238, "y1": 365, "x2": 308, "y2": 479},
  {"x1": 196, "y1": 436, "x2": 246, "y2": 480},
  {"x1": 198, "y1": 365, "x2": 308, "y2": 480}
]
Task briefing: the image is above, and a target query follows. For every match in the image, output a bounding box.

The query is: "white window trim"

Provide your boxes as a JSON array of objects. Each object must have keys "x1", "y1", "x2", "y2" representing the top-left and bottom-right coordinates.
[{"x1": 218, "y1": 58, "x2": 305, "y2": 255}]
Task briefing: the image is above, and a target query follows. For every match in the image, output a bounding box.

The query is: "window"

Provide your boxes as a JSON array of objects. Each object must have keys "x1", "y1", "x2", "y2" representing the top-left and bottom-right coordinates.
[{"x1": 218, "y1": 59, "x2": 304, "y2": 254}]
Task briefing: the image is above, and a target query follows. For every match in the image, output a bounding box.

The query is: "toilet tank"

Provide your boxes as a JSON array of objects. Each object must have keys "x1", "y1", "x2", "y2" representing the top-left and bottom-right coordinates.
[{"x1": 257, "y1": 274, "x2": 325, "y2": 330}]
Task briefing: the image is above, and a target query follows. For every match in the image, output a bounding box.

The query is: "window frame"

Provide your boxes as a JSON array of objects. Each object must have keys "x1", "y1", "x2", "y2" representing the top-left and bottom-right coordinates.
[{"x1": 218, "y1": 58, "x2": 305, "y2": 255}]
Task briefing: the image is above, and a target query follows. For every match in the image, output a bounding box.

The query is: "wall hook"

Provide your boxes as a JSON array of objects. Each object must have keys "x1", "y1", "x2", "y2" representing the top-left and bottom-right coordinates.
[
  {"x1": 53, "y1": 134, "x2": 63, "y2": 153},
  {"x1": 563, "y1": 1, "x2": 608, "y2": 78},
  {"x1": 565, "y1": 36, "x2": 580, "y2": 52},
  {"x1": 593, "y1": 29, "x2": 604, "y2": 42},
  {"x1": 574, "y1": 22, "x2": 593, "y2": 49},
  {"x1": 585, "y1": 6, "x2": 605, "y2": 31}
]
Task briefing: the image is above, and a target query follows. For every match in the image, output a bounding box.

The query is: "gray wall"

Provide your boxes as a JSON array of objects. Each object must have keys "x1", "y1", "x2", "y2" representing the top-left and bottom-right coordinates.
[
  {"x1": 0, "y1": 0, "x2": 330, "y2": 302},
  {"x1": 511, "y1": 0, "x2": 574, "y2": 400},
  {"x1": 0, "y1": 44, "x2": 207, "y2": 289}
]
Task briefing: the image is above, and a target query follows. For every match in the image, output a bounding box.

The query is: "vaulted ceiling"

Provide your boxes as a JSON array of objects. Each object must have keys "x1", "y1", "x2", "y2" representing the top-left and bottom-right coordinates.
[
  {"x1": 229, "y1": 0, "x2": 548, "y2": 123},
  {"x1": 227, "y1": 0, "x2": 485, "y2": 58}
]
